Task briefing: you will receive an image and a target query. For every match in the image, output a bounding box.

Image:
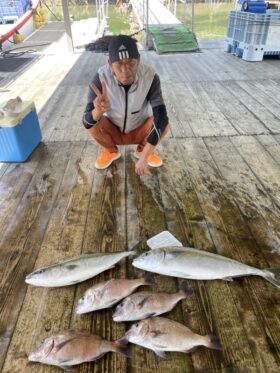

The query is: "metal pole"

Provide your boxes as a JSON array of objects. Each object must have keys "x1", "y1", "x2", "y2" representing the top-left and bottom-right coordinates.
[
  {"x1": 146, "y1": 0, "x2": 149, "y2": 47},
  {"x1": 191, "y1": 0, "x2": 195, "y2": 34},
  {"x1": 61, "y1": 0, "x2": 74, "y2": 53}
]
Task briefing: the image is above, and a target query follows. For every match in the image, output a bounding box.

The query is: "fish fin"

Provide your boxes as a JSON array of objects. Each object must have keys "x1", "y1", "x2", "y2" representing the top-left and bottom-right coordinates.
[
  {"x1": 117, "y1": 335, "x2": 129, "y2": 345},
  {"x1": 151, "y1": 330, "x2": 165, "y2": 338},
  {"x1": 183, "y1": 346, "x2": 198, "y2": 353},
  {"x1": 153, "y1": 350, "x2": 166, "y2": 358},
  {"x1": 179, "y1": 282, "x2": 193, "y2": 298},
  {"x1": 165, "y1": 251, "x2": 184, "y2": 260},
  {"x1": 65, "y1": 264, "x2": 79, "y2": 270},
  {"x1": 147, "y1": 231, "x2": 183, "y2": 249},
  {"x1": 264, "y1": 267, "x2": 280, "y2": 274},
  {"x1": 128, "y1": 250, "x2": 137, "y2": 257},
  {"x1": 206, "y1": 333, "x2": 222, "y2": 350},
  {"x1": 144, "y1": 312, "x2": 157, "y2": 318},
  {"x1": 130, "y1": 241, "x2": 143, "y2": 254},
  {"x1": 143, "y1": 272, "x2": 156, "y2": 286},
  {"x1": 262, "y1": 270, "x2": 280, "y2": 289},
  {"x1": 114, "y1": 342, "x2": 131, "y2": 358},
  {"x1": 138, "y1": 295, "x2": 151, "y2": 308},
  {"x1": 223, "y1": 277, "x2": 234, "y2": 282},
  {"x1": 55, "y1": 338, "x2": 76, "y2": 351},
  {"x1": 59, "y1": 365, "x2": 75, "y2": 372}
]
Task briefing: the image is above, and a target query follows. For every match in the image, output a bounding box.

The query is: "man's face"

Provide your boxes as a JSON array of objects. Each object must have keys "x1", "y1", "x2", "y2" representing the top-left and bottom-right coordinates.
[{"x1": 109, "y1": 58, "x2": 140, "y2": 85}]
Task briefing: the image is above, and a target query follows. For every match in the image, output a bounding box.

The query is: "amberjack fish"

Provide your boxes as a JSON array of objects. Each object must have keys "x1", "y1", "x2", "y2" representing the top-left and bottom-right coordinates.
[
  {"x1": 119, "y1": 317, "x2": 221, "y2": 357},
  {"x1": 113, "y1": 282, "x2": 192, "y2": 322},
  {"x1": 76, "y1": 273, "x2": 155, "y2": 314},
  {"x1": 28, "y1": 329, "x2": 130, "y2": 371},
  {"x1": 26, "y1": 251, "x2": 135, "y2": 287},
  {"x1": 132, "y1": 246, "x2": 280, "y2": 288}
]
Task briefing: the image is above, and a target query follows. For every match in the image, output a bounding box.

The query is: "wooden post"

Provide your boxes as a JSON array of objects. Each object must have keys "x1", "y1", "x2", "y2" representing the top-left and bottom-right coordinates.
[{"x1": 61, "y1": 0, "x2": 74, "y2": 53}]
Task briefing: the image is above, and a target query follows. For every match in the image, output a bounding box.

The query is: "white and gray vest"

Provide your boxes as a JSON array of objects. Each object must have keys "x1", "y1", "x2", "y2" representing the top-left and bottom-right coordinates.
[{"x1": 98, "y1": 63, "x2": 155, "y2": 133}]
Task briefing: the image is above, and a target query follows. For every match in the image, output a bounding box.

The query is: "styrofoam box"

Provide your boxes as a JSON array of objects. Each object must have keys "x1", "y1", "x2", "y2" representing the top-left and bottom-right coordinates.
[{"x1": 0, "y1": 101, "x2": 42, "y2": 162}]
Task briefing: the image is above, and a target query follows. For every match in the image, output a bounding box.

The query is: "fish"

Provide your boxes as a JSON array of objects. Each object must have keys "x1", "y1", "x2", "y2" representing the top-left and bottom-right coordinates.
[
  {"x1": 119, "y1": 317, "x2": 221, "y2": 357},
  {"x1": 28, "y1": 329, "x2": 130, "y2": 371},
  {"x1": 132, "y1": 246, "x2": 280, "y2": 288},
  {"x1": 113, "y1": 282, "x2": 193, "y2": 322},
  {"x1": 25, "y1": 251, "x2": 135, "y2": 287},
  {"x1": 76, "y1": 273, "x2": 155, "y2": 314}
]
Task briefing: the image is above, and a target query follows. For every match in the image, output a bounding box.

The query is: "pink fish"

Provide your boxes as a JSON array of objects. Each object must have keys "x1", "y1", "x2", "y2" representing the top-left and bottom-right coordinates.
[
  {"x1": 113, "y1": 282, "x2": 192, "y2": 321},
  {"x1": 76, "y1": 274, "x2": 155, "y2": 314},
  {"x1": 119, "y1": 317, "x2": 221, "y2": 357},
  {"x1": 28, "y1": 329, "x2": 130, "y2": 371}
]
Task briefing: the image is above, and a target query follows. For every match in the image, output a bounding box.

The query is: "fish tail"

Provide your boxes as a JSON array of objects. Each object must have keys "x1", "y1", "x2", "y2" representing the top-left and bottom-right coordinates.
[
  {"x1": 128, "y1": 250, "x2": 137, "y2": 257},
  {"x1": 179, "y1": 281, "x2": 193, "y2": 298},
  {"x1": 205, "y1": 333, "x2": 222, "y2": 351},
  {"x1": 113, "y1": 341, "x2": 131, "y2": 358},
  {"x1": 143, "y1": 272, "x2": 156, "y2": 286},
  {"x1": 262, "y1": 269, "x2": 280, "y2": 289}
]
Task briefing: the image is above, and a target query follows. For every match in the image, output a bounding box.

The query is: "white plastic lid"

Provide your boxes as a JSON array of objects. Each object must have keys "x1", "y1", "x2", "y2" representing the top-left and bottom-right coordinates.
[{"x1": 0, "y1": 101, "x2": 35, "y2": 128}]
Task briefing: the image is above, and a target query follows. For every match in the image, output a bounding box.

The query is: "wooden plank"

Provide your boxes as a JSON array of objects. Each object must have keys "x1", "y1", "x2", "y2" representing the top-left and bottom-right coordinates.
[
  {"x1": 70, "y1": 146, "x2": 128, "y2": 373},
  {"x1": 0, "y1": 141, "x2": 73, "y2": 372},
  {"x1": 0, "y1": 164, "x2": 10, "y2": 178},
  {"x1": 157, "y1": 138, "x2": 260, "y2": 372},
  {"x1": 250, "y1": 79, "x2": 280, "y2": 103},
  {"x1": 178, "y1": 137, "x2": 280, "y2": 372},
  {"x1": 125, "y1": 145, "x2": 192, "y2": 373},
  {"x1": 187, "y1": 82, "x2": 238, "y2": 136},
  {"x1": 223, "y1": 81, "x2": 280, "y2": 133},
  {"x1": 201, "y1": 81, "x2": 269, "y2": 135},
  {"x1": 237, "y1": 80, "x2": 280, "y2": 119},
  {"x1": 0, "y1": 148, "x2": 42, "y2": 239},
  {"x1": 256, "y1": 135, "x2": 280, "y2": 165},
  {"x1": 230, "y1": 135, "x2": 280, "y2": 255},
  {"x1": 162, "y1": 83, "x2": 195, "y2": 138},
  {"x1": 161, "y1": 83, "x2": 185, "y2": 139},
  {"x1": 2, "y1": 142, "x2": 104, "y2": 373},
  {"x1": 203, "y1": 136, "x2": 280, "y2": 371}
]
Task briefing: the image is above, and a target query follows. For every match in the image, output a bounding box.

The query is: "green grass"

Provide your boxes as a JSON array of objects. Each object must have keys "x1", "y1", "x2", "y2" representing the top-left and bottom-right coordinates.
[
  {"x1": 44, "y1": 2, "x2": 235, "y2": 41},
  {"x1": 176, "y1": 3, "x2": 235, "y2": 40}
]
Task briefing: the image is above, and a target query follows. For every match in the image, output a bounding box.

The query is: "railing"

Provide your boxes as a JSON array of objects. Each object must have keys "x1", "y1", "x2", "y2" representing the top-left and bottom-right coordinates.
[{"x1": 96, "y1": 0, "x2": 109, "y2": 36}]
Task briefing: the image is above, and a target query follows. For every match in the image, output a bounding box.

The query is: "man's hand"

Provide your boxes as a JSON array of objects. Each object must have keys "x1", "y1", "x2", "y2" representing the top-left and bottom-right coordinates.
[
  {"x1": 91, "y1": 81, "x2": 110, "y2": 121},
  {"x1": 135, "y1": 157, "x2": 149, "y2": 176},
  {"x1": 135, "y1": 143, "x2": 155, "y2": 176}
]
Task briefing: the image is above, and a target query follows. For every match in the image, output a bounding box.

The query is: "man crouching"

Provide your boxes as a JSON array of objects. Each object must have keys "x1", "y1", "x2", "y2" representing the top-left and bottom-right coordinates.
[{"x1": 82, "y1": 35, "x2": 170, "y2": 176}]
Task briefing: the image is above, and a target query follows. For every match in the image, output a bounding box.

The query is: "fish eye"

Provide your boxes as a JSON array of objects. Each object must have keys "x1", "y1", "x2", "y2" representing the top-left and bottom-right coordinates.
[
  {"x1": 135, "y1": 323, "x2": 139, "y2": 327},
  {"x1": 144, "y1": 253, "x2": 148, "y2": 256}
]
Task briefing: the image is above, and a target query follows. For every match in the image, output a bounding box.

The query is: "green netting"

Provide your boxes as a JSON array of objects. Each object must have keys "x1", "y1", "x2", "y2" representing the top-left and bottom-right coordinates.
[{"x1": 148, "y1": 24, "x2": 199, "y2": 54}]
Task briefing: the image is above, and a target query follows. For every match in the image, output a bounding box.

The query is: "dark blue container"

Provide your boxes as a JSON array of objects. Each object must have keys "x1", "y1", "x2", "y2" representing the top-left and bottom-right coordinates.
[{"x1": 241, "y1": 0, "x2": 267, "y2": 13}]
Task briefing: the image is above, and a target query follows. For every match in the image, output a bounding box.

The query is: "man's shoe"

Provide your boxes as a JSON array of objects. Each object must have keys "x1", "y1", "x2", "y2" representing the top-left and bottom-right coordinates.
[
  {"x1": 134, "y1": 148, "x2": 163, "y2": 168},
  {"x1": 95, "y1": 149, "x2": 121, "y2": 169}
]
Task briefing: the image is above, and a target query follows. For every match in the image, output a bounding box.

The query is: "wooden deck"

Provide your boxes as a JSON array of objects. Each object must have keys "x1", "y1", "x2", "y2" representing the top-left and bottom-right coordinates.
[{"x1": 1, "y1": 45, "x2": 280, "y2": 373}]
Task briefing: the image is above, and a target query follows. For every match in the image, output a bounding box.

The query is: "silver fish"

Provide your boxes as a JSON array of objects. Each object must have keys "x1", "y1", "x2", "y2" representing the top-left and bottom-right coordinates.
[
  {"x1": 132, "y1": 247, "x2": 280, "y2": 288},
  {"x1": 28, "y1": 329, "x2": 130, "y2": 371},
  {"x1": 113, "y1": 282, "x2": 192, "y2": 322},
  {"x1": 26, "y1": 251, "x2": 135, "y2": 287},
  {"x1": 76, "y1": 273, "x2": 155, "y2": 314},
  {"x1": 119, "y1": 317, "x2": 221, "y2": 357}
]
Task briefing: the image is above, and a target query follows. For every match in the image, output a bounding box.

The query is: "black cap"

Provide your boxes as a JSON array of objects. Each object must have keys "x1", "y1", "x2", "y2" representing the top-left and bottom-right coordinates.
[{"x1": 108, "y1": 35, "x2": 140, "y2": 63}]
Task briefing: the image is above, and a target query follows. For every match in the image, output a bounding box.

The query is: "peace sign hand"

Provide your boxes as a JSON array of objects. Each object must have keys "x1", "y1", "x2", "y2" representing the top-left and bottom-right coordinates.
[{"x1": 91, "y1": 80, "x2": 110, "y2": 114}]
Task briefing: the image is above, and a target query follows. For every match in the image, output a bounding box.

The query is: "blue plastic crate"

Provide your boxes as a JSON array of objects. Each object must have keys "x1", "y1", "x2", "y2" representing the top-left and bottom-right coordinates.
[{"x1": 0, "y1": 102, "x2": 42, "y2": 162}]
